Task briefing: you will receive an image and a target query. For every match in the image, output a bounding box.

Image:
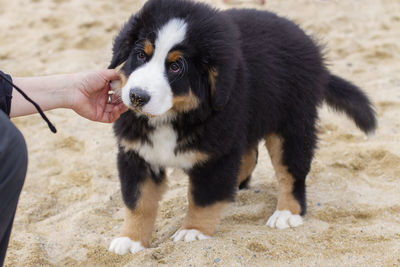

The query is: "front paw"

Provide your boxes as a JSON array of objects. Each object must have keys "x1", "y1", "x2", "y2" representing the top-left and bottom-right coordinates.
[
  {"x1": 266, "y1": 210, "x2": 303, "y2": 229},
  {"x1": 108, "y1": 237, "x2": 145, "y2": 255},
  {"x1": 171, "y1": 229, "x2": 211, "y2": 242}
]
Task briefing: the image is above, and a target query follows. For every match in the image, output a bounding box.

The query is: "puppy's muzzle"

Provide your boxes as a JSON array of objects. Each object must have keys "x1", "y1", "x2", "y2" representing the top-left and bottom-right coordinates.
[{"x1": 130, "y1": 88, "x2": 150, "y2": 108}]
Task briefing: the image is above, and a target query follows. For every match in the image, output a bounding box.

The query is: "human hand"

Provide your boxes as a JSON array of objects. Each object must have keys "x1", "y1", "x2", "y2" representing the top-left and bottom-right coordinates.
[{"x1": 70, "y1": 70, "x2": 128, "y2": 123}]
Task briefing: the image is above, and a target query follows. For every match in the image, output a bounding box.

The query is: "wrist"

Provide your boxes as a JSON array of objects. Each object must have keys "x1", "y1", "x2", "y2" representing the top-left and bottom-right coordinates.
[
  {"x1": 35, "y1": 74, "x2": 76, "y2": 110},
  {"x1": 58, "y1": 73, "x2": 80, "y2": 110}
]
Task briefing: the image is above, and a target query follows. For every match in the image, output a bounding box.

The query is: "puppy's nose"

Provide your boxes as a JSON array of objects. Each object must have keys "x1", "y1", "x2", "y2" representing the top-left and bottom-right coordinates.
[{"x1": 129, "y1": 88, "x2": 150, "y2": 107}]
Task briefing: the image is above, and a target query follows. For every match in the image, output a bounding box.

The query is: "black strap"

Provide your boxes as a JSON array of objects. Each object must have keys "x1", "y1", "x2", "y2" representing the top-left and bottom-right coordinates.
[{"x1": 0, "y1": 72, "x2": 57, "y2": 133}]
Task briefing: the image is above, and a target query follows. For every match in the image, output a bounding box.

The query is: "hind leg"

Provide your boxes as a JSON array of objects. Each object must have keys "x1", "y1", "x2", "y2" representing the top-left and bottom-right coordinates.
[
  {"x1": 237, "y1": 146, "x2": 258, "y2": 189},
  {"x1": 265, "y1": 128, "x2": 316, "y2": 229}
]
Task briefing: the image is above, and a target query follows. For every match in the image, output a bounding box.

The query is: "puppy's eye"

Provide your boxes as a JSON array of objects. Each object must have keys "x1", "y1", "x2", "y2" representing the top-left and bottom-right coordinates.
[
  {"x1": 169, "y1": 62, "x2": 181, "y2": 73},
  {"x1": 137, "y1": 51, "x2": 146, "y2": 61}
]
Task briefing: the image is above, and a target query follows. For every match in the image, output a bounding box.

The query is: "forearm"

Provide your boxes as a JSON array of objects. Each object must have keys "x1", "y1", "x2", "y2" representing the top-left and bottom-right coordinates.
[
  {"x1": 10, "y1": 74, "x2": 75, "y2": 117},
  {"x1": 8, "y1": 69, "x2": 125, "y2": 123}
]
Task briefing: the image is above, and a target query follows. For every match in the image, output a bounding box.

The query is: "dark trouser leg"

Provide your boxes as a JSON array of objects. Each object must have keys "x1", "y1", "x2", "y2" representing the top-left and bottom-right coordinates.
[{"x1": 0, "y1": 111, "x2": 28, "y2": 266}]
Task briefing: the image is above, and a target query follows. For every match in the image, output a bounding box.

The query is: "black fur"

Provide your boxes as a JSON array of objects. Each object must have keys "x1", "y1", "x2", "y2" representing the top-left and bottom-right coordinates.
[
  {"x1": 239, "y1": 149, "x2": 258, "y2": 190},
  {"x1": 111, "y1": 0, "x2": 376, "y2": 216},
  {"x1": 117, "y1": 148, "x2": 165, "y2": 209},
  {"x1": 325, "y1": 75, "x2": 377, "y2": 134},
  {"x1": 238, "y1": 176, "x2": 251, "y2": 190}
]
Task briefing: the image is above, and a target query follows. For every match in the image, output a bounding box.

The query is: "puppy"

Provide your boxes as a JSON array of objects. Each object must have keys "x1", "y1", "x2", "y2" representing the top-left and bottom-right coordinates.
[{"x1": 107, "y1": 0, "x2": 376, "y2": 254}]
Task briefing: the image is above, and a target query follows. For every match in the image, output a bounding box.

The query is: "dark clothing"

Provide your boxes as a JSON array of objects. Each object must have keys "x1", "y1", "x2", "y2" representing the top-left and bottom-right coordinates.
[
  {"x1": 0, "y1": 72, "x2": 28, "y2": 267},
  {"x1": 0, "y1": 71, "x2": 13, "y2": 116}
]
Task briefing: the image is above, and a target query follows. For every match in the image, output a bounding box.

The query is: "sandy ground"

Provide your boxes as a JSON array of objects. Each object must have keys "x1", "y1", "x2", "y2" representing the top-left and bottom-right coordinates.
[{"x1": 1, "y1": 0, "x2": 400, "y2": 266}]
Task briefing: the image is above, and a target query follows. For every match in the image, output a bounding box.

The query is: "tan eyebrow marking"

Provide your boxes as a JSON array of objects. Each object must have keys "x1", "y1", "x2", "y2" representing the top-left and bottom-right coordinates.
[
  {"x1": 167, "y1": 50, "x2": 184, "y2": 62},
  {"x1": 144, "y1": 39, "x2": 153, "y2": 56}
]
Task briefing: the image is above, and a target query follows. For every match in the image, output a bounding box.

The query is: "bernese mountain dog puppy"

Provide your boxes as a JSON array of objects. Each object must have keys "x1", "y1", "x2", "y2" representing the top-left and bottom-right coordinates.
[{"x1": 107, "y1": 0, "x2": 376, "y2": 254}]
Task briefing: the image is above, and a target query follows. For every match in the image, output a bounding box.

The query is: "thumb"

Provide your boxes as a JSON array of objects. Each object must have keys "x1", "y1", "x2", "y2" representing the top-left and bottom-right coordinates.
[{"x1": 99, "y1": 69, "x2": 120, "y2": 81}]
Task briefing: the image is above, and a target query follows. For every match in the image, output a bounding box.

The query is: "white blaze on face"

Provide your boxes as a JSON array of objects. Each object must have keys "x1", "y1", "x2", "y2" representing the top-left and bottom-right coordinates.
[{"x1": 121, "y1": 18, "x2": 188, "y2": 116}]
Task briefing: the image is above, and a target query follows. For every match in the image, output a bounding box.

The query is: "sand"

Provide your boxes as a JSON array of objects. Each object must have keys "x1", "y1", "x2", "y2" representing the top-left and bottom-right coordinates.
[{"x1": 1, "y1": 0, "x2": 400, "y2": 266}]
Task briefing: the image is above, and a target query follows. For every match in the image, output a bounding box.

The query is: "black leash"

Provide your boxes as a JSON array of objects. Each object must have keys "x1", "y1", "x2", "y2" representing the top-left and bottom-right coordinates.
[{"x1": 0, "y1": 72, "x2": 57, "y2": 133}]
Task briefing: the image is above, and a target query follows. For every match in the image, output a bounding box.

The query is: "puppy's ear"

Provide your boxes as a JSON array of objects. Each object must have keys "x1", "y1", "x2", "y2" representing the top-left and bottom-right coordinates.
[
  {"x1": 204, "y1": 15, "x2": 241, "y2": 111},
  {"x1": 207, "y1": 59, "x2": 239, "y2": 111},
  {"x1": 108, "y1": 13, "x2": 142, "y2": 69},
  {"x1": 208, "y1": 67, "x2": 223, "y2": 110}
]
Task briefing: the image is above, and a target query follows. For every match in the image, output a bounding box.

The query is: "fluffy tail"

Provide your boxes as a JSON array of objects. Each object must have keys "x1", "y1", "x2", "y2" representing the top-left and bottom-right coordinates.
[{"x1": 324, "y1": 75, "x2": 377, "y2": 135}]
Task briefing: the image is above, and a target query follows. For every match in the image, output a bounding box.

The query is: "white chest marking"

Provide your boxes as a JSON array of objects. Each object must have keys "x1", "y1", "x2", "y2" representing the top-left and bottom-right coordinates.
[{"x1": 120, "y1": 125, "x2": 200, "y2": 169}]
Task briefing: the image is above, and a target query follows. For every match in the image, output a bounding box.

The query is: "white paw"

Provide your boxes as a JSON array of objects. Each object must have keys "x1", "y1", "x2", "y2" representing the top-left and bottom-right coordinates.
[
  {"x1": 171, "y1": 229, "x2": 211, "y2": 242},
  {"x1": 108, "y1": 237, "x2": 144, "y2": 255},
  {"x1": 266, "y1": 210, "x2": 303, "y2": 229}
]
